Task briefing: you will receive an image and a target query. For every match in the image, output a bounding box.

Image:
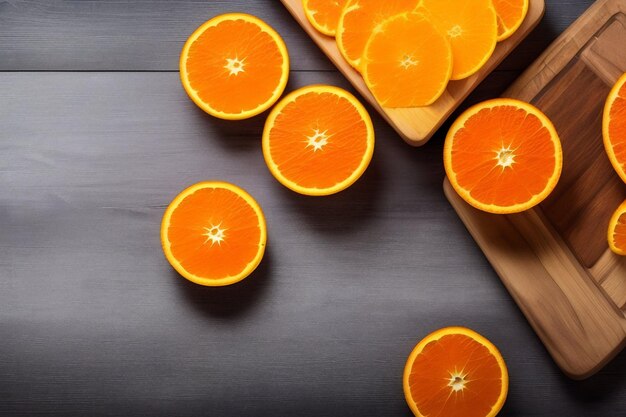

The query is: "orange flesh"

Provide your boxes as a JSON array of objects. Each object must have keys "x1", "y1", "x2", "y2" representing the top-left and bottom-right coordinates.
[
  {"x1": 266, "y1": 91, "x2": 370, "y2": 190},
  {"x1": 450, "y1": 105, "x2": 557, "y2": 208},
  {"x1": 167, "y1": 187, "x2": 262, "y2": 280},
  {"x1": 407, "y1": 334, "x2": 504, "y2": 417},
  {"x1": 363, "y1": 12, "x2": 452, "y2": 107},
  {"x1": 420, "y1": 0, "x2": 497, "y2": 80},
  {"x1": 184, "y1": 18, "x2": 286, "y2": 115},
  {"x1": 304, "y1": 0, "x2": 349, "y2": 35},
  {"x1": 607, "y1": 80, "x2": 626, "y2": 176},
  {"x1": 492, "y1": 0, "x2": 528, "y2": 40},
  {"x1": 338, "y1": 0, "x2": 420, "y2": 68},
  {"x1": 612, "y1": 211, "x2": 626, "y2": 251}
]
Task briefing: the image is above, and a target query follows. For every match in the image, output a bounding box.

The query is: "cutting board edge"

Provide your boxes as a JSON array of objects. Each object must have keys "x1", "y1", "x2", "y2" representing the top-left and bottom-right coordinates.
[
  {"x1": 280, "y1": 0, "x2": 546, "y2": 146},
  {"x1": 443, "y1": 179, "x2": 626, "y2": 379}
]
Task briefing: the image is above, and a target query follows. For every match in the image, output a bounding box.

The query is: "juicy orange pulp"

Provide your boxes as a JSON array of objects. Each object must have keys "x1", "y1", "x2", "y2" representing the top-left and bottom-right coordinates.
[
  {"x1": 337, "y1": 0, "x2": 420, "y2": 70},
  {"x1": 363, "y1": 12, "x2": 452, "y2": 107},
  {"x1": 161, "y1": 182, "x2": 266, "y2": 286},
  {"x1": 444, "y1": 99, "x2": 562, "y2": 214},
  {"x1": 180, "y1": 13, "x2": 289, "y2": 120},
  {"x1": 603, "y1": 72, "x2": 626, "y2": 184},
  {"x1": 404, "y1": 327, "x2": 508, "y2": 417},
  {"x1": 263, "y1": 85, "x2": 374, "y2": 195}
]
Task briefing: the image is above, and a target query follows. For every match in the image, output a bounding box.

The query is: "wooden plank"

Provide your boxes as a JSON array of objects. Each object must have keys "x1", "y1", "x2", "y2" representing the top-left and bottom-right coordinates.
[
  {"x1": 446, "y1": 0, "x2": 626, "y2": 379},
  {"x1": 0, "y1": 70, "x2": 535, "y2": 416},
  {"x1": 0, "y1": 0, "x2": 593, "y2": 72},
  {"x1": 280, "y1": 0, "x2": 546, "y2": 146}
]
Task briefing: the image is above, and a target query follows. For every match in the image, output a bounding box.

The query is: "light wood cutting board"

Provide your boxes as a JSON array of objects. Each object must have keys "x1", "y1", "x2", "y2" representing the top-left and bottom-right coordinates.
[
  {"x1": 446, "y1": 0, "x2": 626, "y2": 379},
  {"x1": 280, "y1": 0, "x2": 545, "y2": 146}
]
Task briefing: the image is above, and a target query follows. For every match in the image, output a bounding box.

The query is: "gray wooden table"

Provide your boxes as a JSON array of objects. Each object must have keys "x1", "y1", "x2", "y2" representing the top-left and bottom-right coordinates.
[{"x1": 1, "y1": 1, "x2": 624, "y2": 416}]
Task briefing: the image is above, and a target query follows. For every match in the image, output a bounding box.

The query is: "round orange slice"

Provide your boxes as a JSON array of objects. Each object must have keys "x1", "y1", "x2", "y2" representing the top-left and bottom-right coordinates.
[
  {"x1": 493, "y1": 0, "x2": 529, "y2": 41},
  {"x1": 303, "y1": 0, "x2": 349, "y2": 37},
  {"x1": 603, "y1": 72, "x2": 626, "y2": 184},
  {"x1": 337, "y1": 0, "x2": 420, "y2": 71},
  {"x1": 608, "y1": 200, "x2": 626, "y2": 256},
  {"x1": 262, "y1": 85, "x2": 375, "y2": 196},
  {"x1": 403, "y1": 327, "x2": 509, "y2": 417},
  {"x1": 444, "y1": 99, "x2": 563, "y2": 214},
  {"x1": 421, "y1": 0, "x2": 498, "y2": 80},
  {"x1": 180, "y1": 13, "x2": 290, "y2": 120},
  {"x1": 362, "y1": 12, "x2": 453, "y2": 107},
  {"x1": 161, "y1": 182, "x2": 267, "y2": 286}
]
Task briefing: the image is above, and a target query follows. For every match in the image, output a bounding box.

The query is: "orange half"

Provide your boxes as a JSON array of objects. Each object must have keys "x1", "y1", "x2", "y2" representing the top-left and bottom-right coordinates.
[
  {"x1": 303, "y1": 0, "x2": 349, "y2": 36},
  {"x1": 403, "y1": 327, "x2": 509, "y2": 417},
  {"x1": 362, "y1": 12, "x2": 453, "y2": 107},
  {"x1": 493, "y1": 0, "x2": 529, "y2": 41},
  {"x1": 161, "y1": 182, "x2": 267, "y2": 286},
  {"x1": 444, "y1": 99, "x2": 563, "y2": 214},
  {"x1": 603, "y1": 72, "x2": 626, "y2": 184},
  {"x1": 263, "y1": 85, "x2": 375, "y2": 196},
  {"x1": 180, "y1": 13, "x2": 290, "y2": 120},
  {"x1": 337, "y1": 0, "x2": 420, "y2": 70},
  {"x1": 608, "y1": 200, "x2": 626, "y2": 256},
  {"x1": 420, "y1": 0, "x2": 498, "y2": 80}
]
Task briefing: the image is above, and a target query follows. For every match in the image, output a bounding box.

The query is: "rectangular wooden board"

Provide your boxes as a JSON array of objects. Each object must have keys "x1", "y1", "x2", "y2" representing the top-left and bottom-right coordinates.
[
  {"x1": 446, "y1": 0, "x2": 626, "y2": 379},
  {"x1": 280, "y1": 0, "x2": 545, "y2": 146}
]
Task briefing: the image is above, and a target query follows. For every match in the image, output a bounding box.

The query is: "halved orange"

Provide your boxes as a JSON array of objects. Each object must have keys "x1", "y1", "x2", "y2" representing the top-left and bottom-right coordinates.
[
  {"x1": 603, "y1": 72, "x2": 626, "y2": 184},
  {"x1": 403, "y1": 327, "x2": 509, "y2": 417},
  {"x1": 608, "y1": 200, "x2": 626, "y2": 256},
  {"x1": 444, "y1": 99, "x2": 563, "y2": 214},
  {"x1": 336, "y1": 0, "x2": 420, "y2": 70},
  {"x1": 262, "y1": 85, "x2": 374, "y2": 196},
  {"x1": 493, "y1": 0, "x2": 529, "y2": 41},
  {"x1": 180, "y1": 13, "x2": 289, "y2": 120},
  {"x1": 420, "y1": 0, "x2": 498, "y2": 80},
  {"x1": 362, "y1": 12, "x2": 453, "y2": 107},
  {"x1": 161, "y1": 182, "x2": 267, "y2": 286},
  {"x1": 303, "y1": 0, "x2": 349, "y2": 37}
]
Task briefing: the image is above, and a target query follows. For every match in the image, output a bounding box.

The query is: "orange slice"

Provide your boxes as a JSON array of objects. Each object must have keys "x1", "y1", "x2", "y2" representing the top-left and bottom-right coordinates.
[
  {"x1": 608, "y1": 200, "x2": 626, "y2": 256},
  {"x1": 362, "y1": 12, "x2": 452, "y2": 107},
  {"x1": 403, "y1": 327, "x2": 509, "y2": 417},
  {"x1": 420, "y1": 0, "x2": 497, "y2": 80},
  {"x1": 161, "y1": 182, "x2": 267, "y2": 286},
  {"x1": 444, "y1": 99, "x2": 563, "y2": 214},
  {"x1": 262, "y1": 85, "x2": 375, "y2": 196},
  {"x1": 603, "y1": 72, "x2": 626, "y2": 184},
  {"x1": 303, "y1": 0, "x2": 349, "y2": 36},
  {"x1": 180, "y1": 13, "x2": 289, "y2": 120},
  {"x1": 493, "y1": 0, "x2": 529, "y2": 41},
  {"x1": 337, "y1": 0, "x2": 420, "y2": 71}
]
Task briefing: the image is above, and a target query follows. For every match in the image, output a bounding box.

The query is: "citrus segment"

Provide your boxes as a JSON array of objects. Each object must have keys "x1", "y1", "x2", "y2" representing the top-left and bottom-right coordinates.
[
  {"x1": 608, "y1": 200, "x2": 626, "y2": 256},
  {"x1": 263, "y1": 85, "x2": 374, "y2": 196},
  {"x1": 444, "y1": 99, "x2": 563, "y2": 214},
  {"x1": 403, "y1": 327, "x2": 508, "y2": 417},
  {"x1": 493, "y1": 0, "x2": 529, "y2": 41},
  {"x1": 180, "y1": 13, "x2": 289, "y2": 120},
  {"x1": 303, "y1": 0, "x2": 349, "y2": 36},
  {"x1": 161, "y1": 182, "x2": 267, "y2": 286},
  {"x1": 603, "y1": 72, "x2": 626, "y2": 184},
  {"x1": 363, "y1": 12, "x2": 452, "y2": 107},
  {"x1": 337, "y1": 0, "x2": 420, "y2": 70},
  {"x1": 421, "y1": 0, "x2": 497, "y2": 80}
]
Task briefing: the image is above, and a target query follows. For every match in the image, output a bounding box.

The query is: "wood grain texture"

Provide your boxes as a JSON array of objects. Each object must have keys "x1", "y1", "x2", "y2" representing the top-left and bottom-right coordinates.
[
  {"x1": 280, "y1": 0, "x2": 545, "y2": 146},
  {"x1": 446, "y1": 0, "x2": 626, "y2": 380},
  {"x1": 0, "y1": 0, "x2": 592, "y2": 72}
]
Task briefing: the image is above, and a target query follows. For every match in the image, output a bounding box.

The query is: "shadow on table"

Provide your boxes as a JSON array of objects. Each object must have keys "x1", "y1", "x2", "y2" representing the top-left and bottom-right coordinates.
[
  {"x1": 278, "y1": 147, "x2": 384, "y2": 234},
  {"x1": 172, "y1": 247, "x2": 273, "y2": 320},
  {"x1": 559, "y1": 348, "x2": 626, "y2": 402}
]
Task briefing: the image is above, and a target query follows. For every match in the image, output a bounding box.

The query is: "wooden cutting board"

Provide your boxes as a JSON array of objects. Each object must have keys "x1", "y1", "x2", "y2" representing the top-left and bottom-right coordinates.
[
  {"x1": 280, "y1": 0, "x2": 545, "y2": 146},
  {"x1": 446, "y1": 0, "x2": 626, "y2": 379}
]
